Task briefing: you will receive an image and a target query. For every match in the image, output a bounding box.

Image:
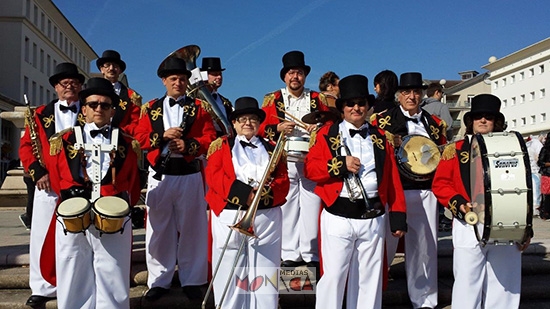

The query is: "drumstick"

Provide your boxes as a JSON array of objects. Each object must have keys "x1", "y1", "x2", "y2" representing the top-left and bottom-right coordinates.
[
  {"x1": 271, "y1": 115, "x2": 308, "y2": 130},
  {"x1": 282, "y1": 111, "x2": 310, "y2": 129}
]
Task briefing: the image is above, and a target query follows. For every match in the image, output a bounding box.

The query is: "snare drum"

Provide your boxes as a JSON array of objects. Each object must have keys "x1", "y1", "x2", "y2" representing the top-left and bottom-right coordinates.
[
  {"x1": 56, "y1": 197, "x2": 91, "y2": 234},
  {"x1": 285, "y1": 136, "x2": 310, "y2": 161},
  {"x1": 396, "y1": 135, "x2": 441, "y2": 181},
  {"x1": 92, "y1": 196, "x2": 130, "y2": 234},
  {"x1": 470, "y1": 131, "x2": 533, "y2": 246}
]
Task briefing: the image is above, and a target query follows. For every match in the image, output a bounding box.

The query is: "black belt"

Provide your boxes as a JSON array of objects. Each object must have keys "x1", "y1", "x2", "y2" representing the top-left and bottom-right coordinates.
[
  {"x1": 326, "y1": 196, "x2": 385, "y2": 219},
  {"x1": 155, "y1": 158, "x2": 200, "y2": 176},
  {"x1": 224, "y1": 202, "x2": 274, "y2": 211}
]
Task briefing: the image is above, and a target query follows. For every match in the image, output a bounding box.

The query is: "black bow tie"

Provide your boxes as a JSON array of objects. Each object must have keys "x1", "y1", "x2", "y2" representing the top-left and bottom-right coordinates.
[
  {"x1": 240, "y1": 140, "x2": 258, "y2": 149},
  {"x1": 407, "y1": 117, "x2": 420, "y2": 124},
  {"x1": 90, "y1": 127, "x2": 110, "y2": 138},
  {"x1": 169, "y1": 98, "x2": 185, "y2": 107},
  {"x1": 349, "y1": 128, "x2": 368, "y2": 138},
  {"x1": 59, "y1": 104, "x2": 77, "y2": 113}
]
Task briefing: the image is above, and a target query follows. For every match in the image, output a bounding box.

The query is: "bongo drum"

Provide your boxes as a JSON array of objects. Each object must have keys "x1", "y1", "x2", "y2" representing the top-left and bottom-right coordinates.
[
  {"x1": 56, "y1": 197, "x2": 91, "y2": 234},
  {"x1": 396, "y1": 135, "x2": 441, "y2": 181},
  {"x1": 92, "y1": 196, "x2": 130, "y2": 234},
  {"x1": 285, "y1": 136, "x2": 310, "y2": 161},
  {"x1": 470, "y1": 131, "x2": 533, "y2": 246}
]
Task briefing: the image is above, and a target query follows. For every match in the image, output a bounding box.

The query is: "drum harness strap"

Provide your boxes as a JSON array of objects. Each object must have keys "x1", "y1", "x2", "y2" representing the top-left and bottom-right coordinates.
[{"x1": 74, "y1": 126, "x2": 119, "y2": 202}]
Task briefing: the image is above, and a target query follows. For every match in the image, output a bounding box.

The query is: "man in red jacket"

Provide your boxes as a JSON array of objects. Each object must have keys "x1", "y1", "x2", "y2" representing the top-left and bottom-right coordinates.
[
  {"x1": 50, "y1": 77, "x2": 140, "y2": 308},
  {"x1": 134, "y1": 56, "x2": 216, "y2": 301},
  {"x1": 305, "y1": 75, "x2": 406, "y2": 309},
  {"x1": 19, "y1": 62, "x2": 84, "y2": 308},
  {"x1": 205, "y1": 96, "x2": 289, "y2": 308}
]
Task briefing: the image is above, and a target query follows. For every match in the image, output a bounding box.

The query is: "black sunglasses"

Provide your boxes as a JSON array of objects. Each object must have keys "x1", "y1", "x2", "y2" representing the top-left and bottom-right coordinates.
[
  {"x1": 85, "y1": 101, "x2": 113, "y2": 110},
  {"x1": 344, "y1": 100, "x2": 368, "y2": 108},
  {"x1": 472, "y1": 113, "x2": 495, "y2": 121}
]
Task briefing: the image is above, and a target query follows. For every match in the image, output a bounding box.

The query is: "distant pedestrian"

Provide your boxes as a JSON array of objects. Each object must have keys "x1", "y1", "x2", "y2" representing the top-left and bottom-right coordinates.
[{"x1": 538, "y1": 132, "x2": 550, "y2": 220}]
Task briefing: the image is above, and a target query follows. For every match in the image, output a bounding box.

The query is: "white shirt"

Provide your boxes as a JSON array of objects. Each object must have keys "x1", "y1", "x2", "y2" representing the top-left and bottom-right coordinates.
[
  {"x1": 281, "y1": 87, "x2": 311, "y2": 137},
  {"x1": 162, "y1": 95, "x2": 187, "y2": 158},
  {"x1": 54, "y1": 100, "x2": 80, "y2": 133},
  {"x1": 82, "y1": 123, "x2": 112, "y2": 181},
  {"x1": 399, "y1": 105, "x2": 429, "y2": 138},
  {"x1": 232, "y1": 135, "x2": 269, "y2": 187},
  {"x1": 112, "y1": 81, "x2": 122, "y2": 96}
]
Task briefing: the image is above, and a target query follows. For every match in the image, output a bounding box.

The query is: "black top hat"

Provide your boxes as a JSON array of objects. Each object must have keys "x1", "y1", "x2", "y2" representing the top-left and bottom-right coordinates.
[
  {"x1": 229, "y1": 97, "x2": 266, "y2": 123},
  {"x1": 157, "y1": 57, "x2": 192, "y2": 78},
  {"x1": 96, "y1": 50, "x2": 127, "y2": 72},
  {"x1": 463, "y1": 94, "x2": 504, "y2": 124},
  {"x1": 335, "y1": 75, "x2": 370, "y2": 111},
  {"x1": 200, "y1": 57, "x2": 225, "y2": 72},
  {"x1": 79, "y1": 77, "x2": 120, "y2": 105},
  {"x1": 280, "y1": 51, "x2": 311, "y2": 81},
  {"x1": 397, "y1": 72, "x2": 428, "y2": 89},
  {"x1": 49, "y1": 62, "x2": 85, "y2": 87}
]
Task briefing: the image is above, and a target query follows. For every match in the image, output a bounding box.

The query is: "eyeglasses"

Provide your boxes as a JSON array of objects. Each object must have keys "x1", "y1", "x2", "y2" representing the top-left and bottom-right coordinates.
[
  {"x1": 287, "y1": 69, "x2": 305, "y2": 76},
  {"x1": 58, "y1": 81, "x2": 81, "y2": 88},
  {"x1": 344, "y1": 100, "x2": 368, "y2": 108},
  {"x1": 472, "y1": 113, "x2": 495, "y2": 121},
  {"x1": 85, "y1": 101, "x2": 113, "y2": 110},
  {"x1": 101, "y1": 63, "x2": 120, "y2": 70},
  {"x1": 236, "y1": 116, "x2": 260, "y2": 124},
  {"x1": 400, "y1": 89, "x2": 423, "y2": 96}
]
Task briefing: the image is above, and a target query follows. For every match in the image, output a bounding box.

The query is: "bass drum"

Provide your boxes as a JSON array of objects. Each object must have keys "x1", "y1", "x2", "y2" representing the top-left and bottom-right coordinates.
[
  {"x1": 470, "y1": 131, "x2": 533, "y2": 246},
  {"x1": 396, "y1": 135, "x2": 441, "y2": 181}
]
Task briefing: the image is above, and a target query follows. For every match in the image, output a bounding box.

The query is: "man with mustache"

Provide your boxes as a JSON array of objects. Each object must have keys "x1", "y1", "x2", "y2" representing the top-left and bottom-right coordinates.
[{"x1": 259, "y1": 50, "x2": 330, "y2": 271}]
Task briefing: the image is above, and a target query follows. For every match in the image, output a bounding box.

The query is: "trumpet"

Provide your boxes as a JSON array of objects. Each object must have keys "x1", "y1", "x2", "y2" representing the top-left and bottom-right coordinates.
[
  {"x1": 341, "y1": 137, "x2": 383, "y2": 219},
  {"x1": 207, "y1": 133, "x2": 286, "y2": 309}
]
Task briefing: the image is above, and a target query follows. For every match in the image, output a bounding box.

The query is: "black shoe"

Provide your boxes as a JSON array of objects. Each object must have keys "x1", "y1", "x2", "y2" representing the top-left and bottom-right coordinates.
[
  {"x1": 281, "y1": 260, "x2": 306, "y2": 268},
  {"x1": 144, "y1": 287, "x2": 169, "y2": 301},
  {"x1": 19, "y1": 213, "x2": 31, "y2": 230},
  {"x1": 25, "y1": 295, "x2": 56, "y2": 308},
  {"x1": 182, "y1": 285, "x2": 202, "y2": 300}
]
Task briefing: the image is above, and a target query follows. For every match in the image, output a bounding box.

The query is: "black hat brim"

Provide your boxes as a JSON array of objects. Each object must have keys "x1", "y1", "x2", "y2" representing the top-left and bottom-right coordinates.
[
  {"x1": 79, "y1": 88, "x2": 120, "y2": 106},
  {"x1": 48, "y1": 72, "x2": 85, "y2": 87}
]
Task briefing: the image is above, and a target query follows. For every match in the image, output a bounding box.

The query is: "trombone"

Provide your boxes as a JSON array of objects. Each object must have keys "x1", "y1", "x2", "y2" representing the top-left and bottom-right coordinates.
[{"x1": 202, "y1": 133, "x2": 287, "y2": 309}]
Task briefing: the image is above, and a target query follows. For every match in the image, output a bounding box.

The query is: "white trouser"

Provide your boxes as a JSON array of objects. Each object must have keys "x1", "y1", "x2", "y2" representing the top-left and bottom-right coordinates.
[
  {"x1": 55, "y1": 218, "x2": 132, "y2": 309},
  {"x1": 280, "y1": 161, "x2": 320, "y2": 263},
  {"x1": 451, "y1": 218, "x2": 522, "y2": 308},
  {"x1": 211, "y1": 207, "x2": 282, "y2": 309},
  {"x1": 403, "y1": 189, "x2": 439, "y2": 309},
  {"x1": 533, "y1": 173, "x2": 541, "y2": 212},
  {"x1": 145, "y1": 170, "x2": 208, "y2": 288},
  {"x1": 29, "y1": 189, "x2": 57, "y2": 297},
  {"x1": 316, "y1": 210, "x2": 386, "y2": 309}
]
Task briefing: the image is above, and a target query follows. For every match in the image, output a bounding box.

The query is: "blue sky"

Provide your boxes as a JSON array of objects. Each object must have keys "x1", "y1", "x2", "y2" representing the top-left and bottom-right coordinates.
[{"x1": 53, "y1": 0, "x2": 550, "y2": 104}]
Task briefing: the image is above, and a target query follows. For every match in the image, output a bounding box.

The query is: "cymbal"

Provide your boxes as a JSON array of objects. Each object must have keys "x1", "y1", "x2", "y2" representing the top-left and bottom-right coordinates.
[{"x1": 301, "y1": 108, "x2": 340, "y2": 124}]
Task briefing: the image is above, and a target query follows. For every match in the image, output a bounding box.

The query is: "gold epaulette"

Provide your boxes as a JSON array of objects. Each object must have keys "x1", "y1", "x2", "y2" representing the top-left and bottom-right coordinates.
[
  {"x1": 309, "y1": 130, "x2": 318, "y2": 149},
  {"x1": 384, "y1": 131, "x2": 395, "y2": 148},
  {"x1": 441, "y1": 143, "x2": 457, "y2": 160},
  {"x1": 121, "y1": 131, "x2": 142, "y2": 160},
  {"x1": 262, "y1": 93, "x2": 275, "y2": 108},
  {"x1": 318, "y1": 92, "x2": 328, "y2": 106},
  {"x1": 130, "y1": 91, "x2": 142, "y2": 107},
  {"x1": 140, "y1": 100, "x2": 154, "y2": 119},
  {"x1": 48, "y1": 128, "x2": 73, "y2": 155},
  {"x1": 369, "y1": 113, "x2": 378, "y2": 125},
  {"x1": 206, "y1": 137, "x2": 223, "y2": 159}
]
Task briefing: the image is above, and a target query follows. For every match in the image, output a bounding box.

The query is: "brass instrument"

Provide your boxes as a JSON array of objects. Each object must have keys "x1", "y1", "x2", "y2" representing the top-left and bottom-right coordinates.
[
  {"x1": 23, "y1": 94, "x2": 45, "y2": 167},
  {"x1": 341, "y1": 137, "x2": 383, "y2": 219},
  {"x1": 158, "y1": 45, "x2": 234, "y2": 137},
  {"x1": 209, "y1": 134, "x2": 286, "y2": 309},
  {"x1": 152, "y1": 111, "x2": 189, "y2": 181}
]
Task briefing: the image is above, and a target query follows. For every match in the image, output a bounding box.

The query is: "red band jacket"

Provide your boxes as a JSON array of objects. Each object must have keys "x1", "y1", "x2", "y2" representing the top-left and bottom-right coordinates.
[
  {"x1": 304, "y1": 121, "x2": 407, "y2": 232},
  {"x1": 111, "y1": 84, "x2": 142, "y2": 137},
  {"x1": 258, "y1": 89, "x2": 329, "y2": 142},
  {"x1": 205, "y1": 136, "x2": 290, "y2": 217},
  {"x1": 134, "y1": 96, "x2": 216, "y2": 168}
]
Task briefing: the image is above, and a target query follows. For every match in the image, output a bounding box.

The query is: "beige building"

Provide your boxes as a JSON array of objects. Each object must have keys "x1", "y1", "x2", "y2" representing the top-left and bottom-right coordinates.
[{"x1": 0, "y1": 0, "x2": 97, "y2": 181}]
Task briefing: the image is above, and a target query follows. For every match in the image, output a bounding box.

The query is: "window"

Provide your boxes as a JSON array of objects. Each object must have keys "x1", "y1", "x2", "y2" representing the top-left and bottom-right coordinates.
[
  {"x1": 542, "y1": 113, "x2": 547, "y2": 122},
  {"x1": 531, "y1": 115, "x2": 536, "y2": 124},
  {"x1": 511, "y1": 97, "x2": 516, "y2": 105},
  {"x1": 520, "y1": 94, "x2": 525, "y2": 103},
  {"x1": 25, "y1": 0, "x2": 31, "y2": 18},
  {"x1": 521, "y1": 117, "x2": 526, "y2": 126},
  {"x1": 530, "y1": 92, "x2": 535, "y2": 101},
  {"x1": 510, "y1": 75, "x2": 515, "y2": 84},
  {"x1": 24, "y1": 37, "x2": 29, "y2": 63},
  {"x1": 24, "y1": 76, "x2": 29, "y2": 97},
  {"x1": 40, "y1": 49, "x2": 44, "y2": 73},
  {"x1": 540, "y1": 64, "x2": 545, "y2": 74},
  {"x1": 64, "y1": 38, "x2": 68, "y2": 54},
  {"x1": 511, "y1": 119, "x2": 517, "y2": 128},
  {"x1": 494, "y1": 81, "x2": 498, "y2": 90},
  {"x1": 502, "y1": 99, "x2": 507, "y2": 108},
  {"x1": 47, "y1": 20, "x2": 51, "y2": 38},
  {"x1": 529, "y1": 68, "x2": 534, "y2": 77},
  {"x1": 502, "y1": 78, "x2": 506, "y2": 87},
  {"x1": 59, "y1": 33, "x2": 63, "y2": 50},
  {"x1": 520, "y1": 71, "x2": 525, "y2": 80},
  {"x1": 47, "y1": 55, "x2": 51, "y2": 75},
  {"x1": 541, "y1": 89, "x2": 546, "y2": 99},
  {"x1": 54, "y1": 26, "x2": 58, "y2": 45},
  {"x1": 32, "y1": 43, "x2": 37, "y2": 67},
  {"x1": 40, "y1": 13, "x2": 45, "y2": 32},
  {"x1": 32, "y1": 81, "x2": 37, "y2": 103},
  {"x1": 33, "y1": 5, "x2": 38, "y2": 25}
]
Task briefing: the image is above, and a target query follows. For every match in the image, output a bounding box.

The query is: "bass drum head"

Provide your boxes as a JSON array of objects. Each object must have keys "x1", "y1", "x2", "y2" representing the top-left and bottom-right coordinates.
[{"x1": 398, "y1": 135, "x2": 441, "y2": 177}]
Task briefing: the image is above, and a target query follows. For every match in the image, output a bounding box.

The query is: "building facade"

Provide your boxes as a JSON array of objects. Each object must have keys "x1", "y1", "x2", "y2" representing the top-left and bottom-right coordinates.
[
  {"x1": 483, "y1": 37, "x2": 550, "y2": 136},
  {"x1": 0, "y1": 0, "x2": 97, "y2": 180}
]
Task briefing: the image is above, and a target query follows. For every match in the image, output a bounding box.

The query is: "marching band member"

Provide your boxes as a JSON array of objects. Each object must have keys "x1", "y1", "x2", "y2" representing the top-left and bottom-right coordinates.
[
  {"x1": 259, "y1": 50, "x2": 329, "y2": 269},
  {"x1": 372, "y1": 72, "x2": 447, "y2": 309},
  {"x1": 432, "y1": 94, "x2": 532, "y2": 308},
  {"x1": 199, "y1": 57, "x2": 233, "y2": 136},
  {"x1": 96, "y1": 49, "x2": 142, "y2": 137},
  {"x1": 305, "y1": 75, "x2": 407, "y2": 309},
  {"x1": 205, "y1": 97, "x2": 290, "y2": 309},
  {"x1": 19, "y1": 62, "x2": 84, "y2": 308},
  {"x1": 50, "y1": 77, "x2": 140, "y2": 308},
  {"x1": 135, "y1": 57, "x2": 216, "y2": 301}
]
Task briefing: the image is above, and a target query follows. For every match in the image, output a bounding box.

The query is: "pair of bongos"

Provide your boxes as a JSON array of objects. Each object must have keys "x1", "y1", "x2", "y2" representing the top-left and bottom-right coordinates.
[{"x1": 56, "y1": 196, "x2": 130, "y2": 235}]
